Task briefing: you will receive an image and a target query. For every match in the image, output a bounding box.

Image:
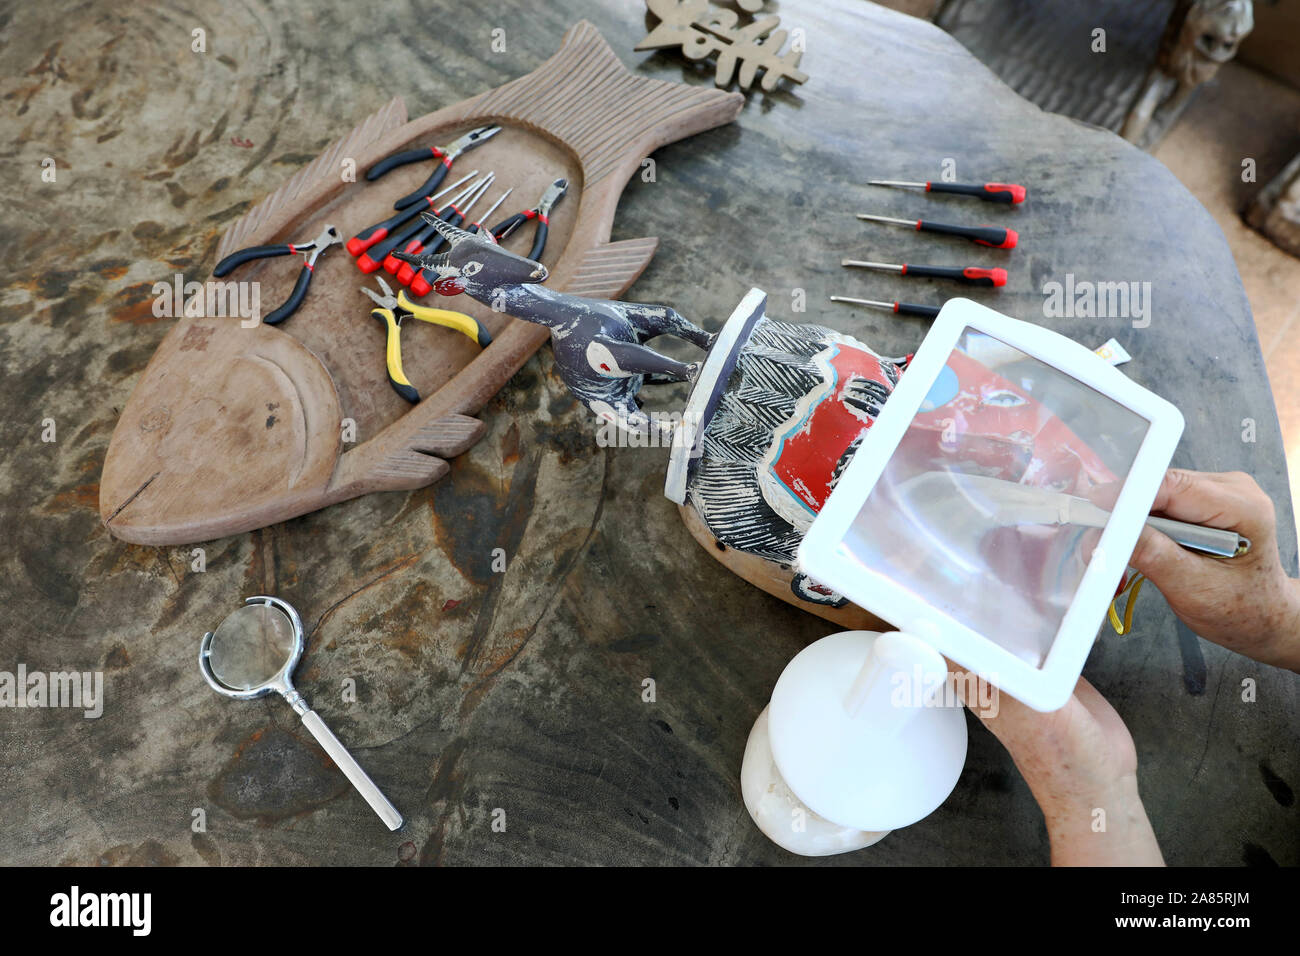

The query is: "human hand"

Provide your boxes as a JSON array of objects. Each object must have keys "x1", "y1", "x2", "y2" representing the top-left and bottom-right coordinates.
[
  {"x1": 955, "y1": 670, "x2": 1164, "y2": 866},
  {"x1": 1127, "y1": 469, "x2": 1300, "y2": 671}
]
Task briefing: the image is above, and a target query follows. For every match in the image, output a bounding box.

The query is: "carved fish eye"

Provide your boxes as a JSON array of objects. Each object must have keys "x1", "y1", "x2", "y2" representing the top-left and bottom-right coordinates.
[{"x1": 462, "y1": 261, "x2": 482, "y2": 276}]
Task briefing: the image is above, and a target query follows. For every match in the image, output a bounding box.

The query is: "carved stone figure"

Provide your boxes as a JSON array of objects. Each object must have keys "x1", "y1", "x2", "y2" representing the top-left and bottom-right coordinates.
[
  {"x1": 1121, "y1": 0, "x2": 1254, "y2": 148},
  {"x1": 1246, "y1": 151, "x2": 1300, "y2": 260}
]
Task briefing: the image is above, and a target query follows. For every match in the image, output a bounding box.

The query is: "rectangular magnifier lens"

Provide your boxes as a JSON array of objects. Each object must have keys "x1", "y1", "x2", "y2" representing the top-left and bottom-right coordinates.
[{"x1": 837, "y1": 327, "x2": 1152, "y2": 667}]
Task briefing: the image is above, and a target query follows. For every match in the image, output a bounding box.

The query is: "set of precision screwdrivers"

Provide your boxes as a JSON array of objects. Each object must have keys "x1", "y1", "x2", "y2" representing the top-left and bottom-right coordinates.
[{"x1": 831, "y1": 177, "x2": 1025, "y2": 319}]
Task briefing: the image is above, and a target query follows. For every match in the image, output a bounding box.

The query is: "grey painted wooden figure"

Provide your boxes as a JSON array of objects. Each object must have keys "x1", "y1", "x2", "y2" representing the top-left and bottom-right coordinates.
[{"x1": 396, "y1": 215, "x2": 716, "y2": 435}]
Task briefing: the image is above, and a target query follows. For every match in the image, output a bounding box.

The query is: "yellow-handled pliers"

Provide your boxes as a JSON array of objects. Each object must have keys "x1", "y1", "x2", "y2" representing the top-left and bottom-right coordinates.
[{"x1": 360, "y1": 276, "x2": 492, "y2": 404}]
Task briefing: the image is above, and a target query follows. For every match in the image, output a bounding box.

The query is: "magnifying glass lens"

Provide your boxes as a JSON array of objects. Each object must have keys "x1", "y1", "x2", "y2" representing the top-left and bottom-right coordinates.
[{"x1": 208, "y1": 604, "x2": 296, "y2": 690}]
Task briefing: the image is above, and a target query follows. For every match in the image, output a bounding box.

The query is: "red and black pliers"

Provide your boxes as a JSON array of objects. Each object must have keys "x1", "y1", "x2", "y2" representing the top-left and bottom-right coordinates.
[
  {"x1": 490, "y1": 178, "x2": 568, "y2": 262},
  {"x1": 366, "y1": 125, "x2": 501, "y2": 211},
  {"x1": 211, "y1": 224, "x2": 342, "y2": 325}
]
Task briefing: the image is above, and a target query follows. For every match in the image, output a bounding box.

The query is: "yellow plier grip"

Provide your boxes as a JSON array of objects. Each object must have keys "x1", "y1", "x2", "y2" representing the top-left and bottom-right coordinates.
[
  {"x1": 397, "y1": 289, "x2": 492, "y2": 348},
  {"x1": 370, "y1": 308, "x2": 420, "y2": 404}
]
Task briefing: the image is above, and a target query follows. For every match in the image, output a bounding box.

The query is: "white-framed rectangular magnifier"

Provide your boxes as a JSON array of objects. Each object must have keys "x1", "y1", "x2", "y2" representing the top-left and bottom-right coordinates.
[{"x1": 798, "y1": 299, "x2": 1186, "y2": 712}]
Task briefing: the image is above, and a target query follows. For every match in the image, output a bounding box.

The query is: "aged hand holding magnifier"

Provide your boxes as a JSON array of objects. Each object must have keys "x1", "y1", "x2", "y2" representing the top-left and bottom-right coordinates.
[{"x1": 199, "y1": 596, "x2": 403, "y2": 831}]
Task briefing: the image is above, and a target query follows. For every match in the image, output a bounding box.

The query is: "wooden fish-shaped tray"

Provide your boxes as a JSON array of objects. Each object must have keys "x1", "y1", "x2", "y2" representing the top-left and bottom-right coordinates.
[{"x1": 100, "y1": 21, "x2": 742, "y2": 546}]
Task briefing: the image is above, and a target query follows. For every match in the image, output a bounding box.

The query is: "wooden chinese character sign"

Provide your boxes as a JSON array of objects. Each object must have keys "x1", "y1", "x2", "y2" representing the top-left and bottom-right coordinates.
[{"x1": 636, "y1": 0, "x2": 809, "y2": 92}]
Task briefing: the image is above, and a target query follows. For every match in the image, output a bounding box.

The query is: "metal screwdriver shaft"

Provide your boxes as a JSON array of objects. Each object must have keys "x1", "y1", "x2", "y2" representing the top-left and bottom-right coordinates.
[{"x1": 830, "y1": 295, "x2": 940, "y2": 319}]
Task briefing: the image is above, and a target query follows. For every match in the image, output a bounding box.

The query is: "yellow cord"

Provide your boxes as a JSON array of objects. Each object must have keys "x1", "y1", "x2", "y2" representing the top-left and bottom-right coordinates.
[{"x1": 1107, "y1": 573, "x2": 1146, "y2": 635}]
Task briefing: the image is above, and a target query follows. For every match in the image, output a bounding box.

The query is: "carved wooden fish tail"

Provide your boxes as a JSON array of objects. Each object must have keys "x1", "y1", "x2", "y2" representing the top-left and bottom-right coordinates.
[
  {"x1": 445, "y1": 20, "x2": 743, "y2": 191},
  {"x1": 214, "y1": 96, "x2": 408, "y2": 260}
]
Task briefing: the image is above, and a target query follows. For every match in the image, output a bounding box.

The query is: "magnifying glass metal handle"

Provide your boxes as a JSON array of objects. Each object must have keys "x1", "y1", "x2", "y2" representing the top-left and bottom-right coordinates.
[{"x1": 300, "y1": 710, "x2": 404, "y2": 831}]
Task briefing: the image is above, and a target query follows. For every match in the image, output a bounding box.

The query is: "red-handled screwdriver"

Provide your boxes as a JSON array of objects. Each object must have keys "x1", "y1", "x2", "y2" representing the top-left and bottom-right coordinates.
[
  {"x1": 830, "y1": 295, "x2": 940, "y2": 319},
  {"x1": 381, "y1": 173, "x2": 495, "y2": 275},
  {"x1": 396, "y1": 187, "x2": 512, "y2": 287},
  {"x1": 868, "y1": 180, "x2": 1027, "y2": 204},
  {"x1": 358, "y1": 175, "x2": 490, "y2": 274},
  {"x1": 857, "y1": 213, "x2": 1018, "y2": 249},
  {"x1": 346, "y1": 170, "x2": 478, "y2": 257},
  {"x1": 841, "y1": 259, "x2": 1008, "y2": 287}
]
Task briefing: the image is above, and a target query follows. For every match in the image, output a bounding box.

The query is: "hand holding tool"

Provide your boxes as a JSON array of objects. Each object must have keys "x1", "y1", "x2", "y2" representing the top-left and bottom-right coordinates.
[
  {"x1": 212, "y1": 224, "x2": 342, "y2": 325},
  {"x1": 491, "y1": 177, "x2": 568, "y2": 262},
  {"x1": 200, "y1": 596, "x2": 403, "y2": 831},
  {"x1": 830, "y1": 295, "x2": 940, "y2": 319},
  {"x1": 868, "y1": 180, "x2": 1027, "y2": 204},
  {"x1": 365, "y1": 126, "x2": 501, "y2": 210},
  {"x1": 857, "y1": 213, "x2": 1018, "y2": 249},
  {"x1": 346, "y1": 170, "x2": 477, "y2": 256},
  {"x1": 360, "y1": 277, "x2": 491, "y2": 403},
  {"x1": 842, "y1": 259, "x2": 1007, "y2": 287},
  {"x1": 906, "y1": 472, "x2": 1251, "y2": 558}
]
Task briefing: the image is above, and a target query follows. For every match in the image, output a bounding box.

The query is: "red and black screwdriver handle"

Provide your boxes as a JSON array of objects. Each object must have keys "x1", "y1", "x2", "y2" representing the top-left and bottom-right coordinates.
[
  {"x1": 407, "y1": 220, "x2": 484, "y2": 298},
  {"x1": 397, "y1": 215, "x2": 500, "y2": 287},
  {"x1": 917, "y1": 219, "x2": 1018, "y2": 249},
  {"x1": 892, "y1": 301, "x2": 941, "y2": 319},
  {"x1": 491, "y1": 209, "x2": 549, "y2": 261},
  {"x1": 901, "y1": 264, "x2": 1008, "y2": 287},
  {"x1": 925, "y1": 182, "x2": 1027, "y2": 204},
  {"x1": 346, "y1": 198, "x2": 437, "y2": 257},
  {"x1": 357, "y1": 200, "x2": 457, "y2": 273},
  {"x1": 383, "y1": 205, "x2": 467, "y2": 275}
]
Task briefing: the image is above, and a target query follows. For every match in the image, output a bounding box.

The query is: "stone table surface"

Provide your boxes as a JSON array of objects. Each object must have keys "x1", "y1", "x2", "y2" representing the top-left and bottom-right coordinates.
[{"x1": 1, "y1": 0, "x2": 1295, "y2": 866}]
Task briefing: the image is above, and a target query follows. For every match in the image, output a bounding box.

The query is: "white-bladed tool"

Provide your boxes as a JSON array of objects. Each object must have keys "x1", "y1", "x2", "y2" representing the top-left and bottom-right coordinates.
[{"x1": 901, "y1": 471, "x2": 1249, "y2": 558}]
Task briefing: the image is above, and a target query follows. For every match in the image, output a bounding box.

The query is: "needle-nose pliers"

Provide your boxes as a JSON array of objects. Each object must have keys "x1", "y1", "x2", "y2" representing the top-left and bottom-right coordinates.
[
  {"x1": 360, "y1": 276, "x2": 492, "y2": 404},
  {"x1": 366, "y1": 125, "x2": 502, "y2": 210},
  {"x1": 212, "y1": 223, "x2": 342, "y2": 325}
]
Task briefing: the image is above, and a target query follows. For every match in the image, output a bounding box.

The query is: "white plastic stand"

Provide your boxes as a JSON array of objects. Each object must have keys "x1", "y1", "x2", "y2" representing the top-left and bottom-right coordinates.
[{"x1": 741, "y1": 630, "x2": 968, "y2": 854}]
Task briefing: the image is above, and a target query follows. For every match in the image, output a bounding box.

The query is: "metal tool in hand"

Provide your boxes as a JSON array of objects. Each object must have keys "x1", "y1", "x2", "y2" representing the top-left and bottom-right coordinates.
[
  {"x1": 199, "y1": 595, "x2": 403, "y2": 831},
  {"x1": 366, "y1": 125, "x2": 502, "y2": 210},
  {"x1": 491, "y1": 177, "x2": 568, "y2": 262},
  {"x1": 211, "y1": 224, "x2": 342, "y2": 325},
  {"x1": 361, "y1": 276, "x2": 491, "y2": 403},
  {"x1": 904, "y1": 472, "x2": 1251, "y2": 558}
]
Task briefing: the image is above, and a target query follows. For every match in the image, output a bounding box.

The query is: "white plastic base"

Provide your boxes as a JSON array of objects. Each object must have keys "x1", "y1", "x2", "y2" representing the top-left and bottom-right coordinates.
[
  {"x1": 766, "y1": 630, "x2": 968, "y2": 834},
  {"x1": 741, "y1": 707, "x2": 890, "y2": 856}
]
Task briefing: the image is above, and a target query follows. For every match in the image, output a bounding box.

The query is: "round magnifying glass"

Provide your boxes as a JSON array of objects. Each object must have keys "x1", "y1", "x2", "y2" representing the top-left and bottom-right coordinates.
[{"x1": 200, "y1": 596, "x2": 402, "y2": 831}]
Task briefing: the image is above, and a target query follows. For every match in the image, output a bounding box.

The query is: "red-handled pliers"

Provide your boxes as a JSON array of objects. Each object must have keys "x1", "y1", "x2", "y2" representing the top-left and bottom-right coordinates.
[
  {"x1": 211, "y1": 224, "x2": 342, "y2": 325},
  {"x1": 367, "y1": 125, "x2": 502, "y2": 211},
  {"x1": 490, "y1": 178, "x2": 568, "y2": 262}
]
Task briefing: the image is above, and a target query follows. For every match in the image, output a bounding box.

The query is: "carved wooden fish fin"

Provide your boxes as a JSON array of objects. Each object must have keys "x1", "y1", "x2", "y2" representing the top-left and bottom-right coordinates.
[
  {"x1": 328, "y1": 413, "x2": 486, "y2": 496},
  {"x1": 214, "y1": 96, "x2": 408, "y2": 260},
  {"x1": 564, "y1": 237, "x2": 661, "y2": 299},
  {"x1": 447, "y1": 20, "x2": 744, "y2": 189}
]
